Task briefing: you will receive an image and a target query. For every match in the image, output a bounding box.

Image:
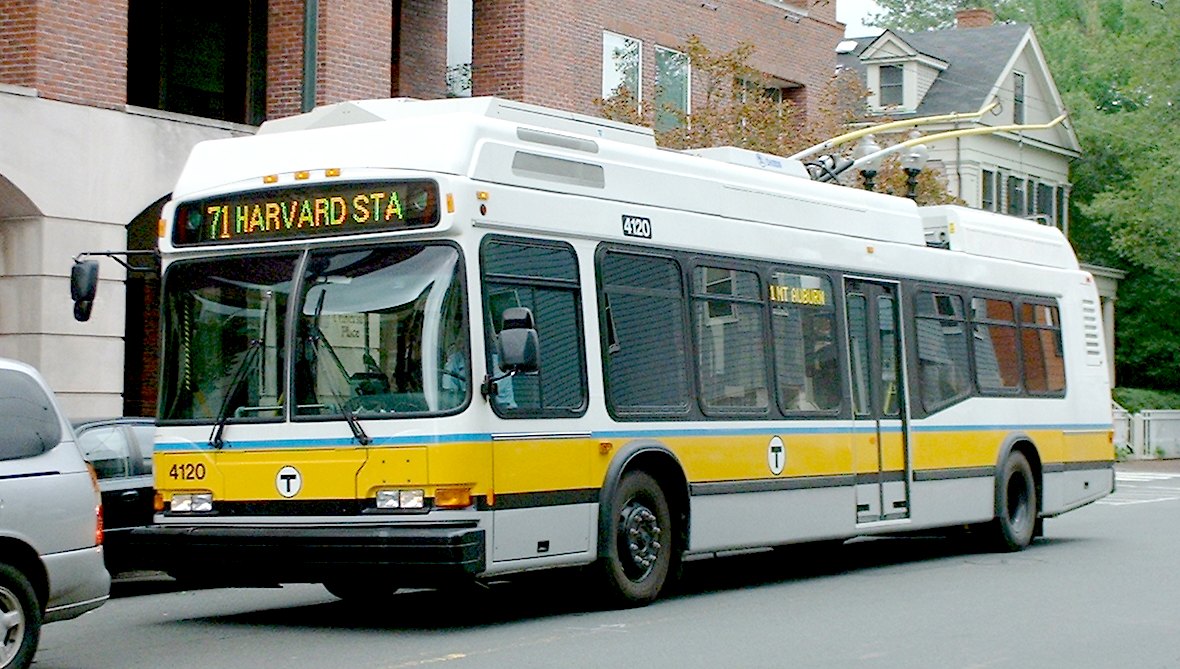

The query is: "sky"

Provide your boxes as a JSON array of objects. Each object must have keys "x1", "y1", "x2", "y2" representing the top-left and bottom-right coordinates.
[{"x1": 837, "y1": 0, "x2": 885, "y2": 38}]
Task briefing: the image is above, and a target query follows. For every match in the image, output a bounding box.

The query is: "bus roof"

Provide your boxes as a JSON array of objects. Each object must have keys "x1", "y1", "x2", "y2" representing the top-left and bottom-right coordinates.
[{"x1": 171, "y1": 97, "x2": 1078, "y2": 270}]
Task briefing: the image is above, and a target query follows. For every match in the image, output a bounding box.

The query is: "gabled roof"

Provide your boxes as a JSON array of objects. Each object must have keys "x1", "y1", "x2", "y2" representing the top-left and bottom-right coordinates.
[{"x1": 837, "y1": 23, "x2": 1032, "y2": 116}]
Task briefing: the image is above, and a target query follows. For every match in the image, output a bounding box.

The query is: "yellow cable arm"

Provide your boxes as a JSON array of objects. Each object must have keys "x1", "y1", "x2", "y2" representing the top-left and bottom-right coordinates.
[
  {"x1": 788, "y1": 101, "x2": 999, "y2": 161},
  {"x1": 835, "y1": 113, "x2": 1068, "y2": 179}
]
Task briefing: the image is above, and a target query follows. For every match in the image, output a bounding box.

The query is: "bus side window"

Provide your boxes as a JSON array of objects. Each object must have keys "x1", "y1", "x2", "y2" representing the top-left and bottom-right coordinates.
[
  {"x1": 479, "y1": 237, "x2": 587, "y2": 417},
  {"x1": 598, "y1": 250, "x2": 691, "y2": 417},
  {"x1": 915, "y1": 290, "x2": 971, "y2": 411},
  {"x1": 770, "y1": 269, "x2": 838, "y2": 413}
]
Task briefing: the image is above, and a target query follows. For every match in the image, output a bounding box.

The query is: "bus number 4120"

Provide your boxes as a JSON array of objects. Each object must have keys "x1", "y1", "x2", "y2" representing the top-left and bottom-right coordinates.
[
  {"x1": 622, "y1": 215, "x2": 652, "y2": 239},
  {"x1": 169, "y1": 462, "x2": 207, "y2": 480}
]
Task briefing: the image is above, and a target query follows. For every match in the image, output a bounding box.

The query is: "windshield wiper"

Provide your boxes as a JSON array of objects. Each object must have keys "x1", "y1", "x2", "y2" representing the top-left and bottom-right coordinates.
[
  {"x1": 209, "y1": 340, "x2": 261, "y2": 449},
  {"x1": 307, "y1": 288, "x2": 371, "y2": 446},
  {"x1": 209, "y1": 290, "x2": 272, "y2": 450}
]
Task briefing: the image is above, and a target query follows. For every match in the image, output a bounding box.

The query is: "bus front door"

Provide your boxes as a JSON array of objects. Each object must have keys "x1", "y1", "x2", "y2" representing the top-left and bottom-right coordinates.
[{"x1": 845, "y1": 279, "x2": 911, "y2": 524}]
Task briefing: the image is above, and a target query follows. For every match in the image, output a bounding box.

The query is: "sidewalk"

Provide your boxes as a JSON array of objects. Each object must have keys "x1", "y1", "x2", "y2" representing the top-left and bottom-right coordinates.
[{"x1": 1116, "y1": 458, "x2": 1180, "y2": 473}]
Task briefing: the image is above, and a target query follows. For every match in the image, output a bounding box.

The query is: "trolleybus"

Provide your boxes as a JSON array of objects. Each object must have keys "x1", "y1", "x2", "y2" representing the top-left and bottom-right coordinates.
[{"x1": 78, "y1": 97, "x2": 1114, "y2": 605}]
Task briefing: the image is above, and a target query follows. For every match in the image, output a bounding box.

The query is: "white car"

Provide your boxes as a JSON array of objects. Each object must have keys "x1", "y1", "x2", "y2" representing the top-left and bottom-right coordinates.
[{"x1": 0, "y1": 358, "x2": 110, "y2": 669}]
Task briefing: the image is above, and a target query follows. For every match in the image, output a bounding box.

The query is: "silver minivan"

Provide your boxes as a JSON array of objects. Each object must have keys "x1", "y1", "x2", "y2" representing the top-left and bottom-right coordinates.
[{"x1": 0, "y1": 358, "x2": 110, "y2": 669}]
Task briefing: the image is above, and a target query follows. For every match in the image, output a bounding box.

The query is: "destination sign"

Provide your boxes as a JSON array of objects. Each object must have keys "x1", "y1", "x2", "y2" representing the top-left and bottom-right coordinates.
[
  {"x1": 769, "y1": 284, "x2": 827, "y2": 306},
  {"x1": 173, "y1": 179, "x2": 439, "y2": 245}
]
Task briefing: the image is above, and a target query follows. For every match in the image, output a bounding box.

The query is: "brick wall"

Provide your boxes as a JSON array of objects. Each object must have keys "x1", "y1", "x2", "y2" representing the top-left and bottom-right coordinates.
[
  {"x1": 0, "y1": 0, "x2": 36, "y2": 87},
  {"x1": 399, "y1": 0, "x2": 448, "y2": 99},
  {"x1": 267, "y1": 0, "x2": 304, "y2": 119},
  {"x1": 267, "y1": 0, "x2": 394, "y2": 120},
  {"x1": 318, "y1": 0, "x2": 392, "y2": 104},
  {"x1": 0, "y1": 0, "x2": 127, "y2": 108},
  {"x1": 471, "y1": 0, "x2": 839, "y2": 119},
  {"x1": 472, "y1": 0, "x2": 526, "y2": 101}
]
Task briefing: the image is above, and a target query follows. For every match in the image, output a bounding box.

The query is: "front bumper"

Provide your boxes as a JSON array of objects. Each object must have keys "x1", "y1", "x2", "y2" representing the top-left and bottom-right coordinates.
[{"x1": 130, "y1": 523, "x2": 485, "y2": 585}]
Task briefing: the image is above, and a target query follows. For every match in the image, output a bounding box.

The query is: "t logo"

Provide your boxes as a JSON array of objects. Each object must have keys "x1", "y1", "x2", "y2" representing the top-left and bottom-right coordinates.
[{"x1": 276, "y1": 465, "x2": 303, "y2": 498}]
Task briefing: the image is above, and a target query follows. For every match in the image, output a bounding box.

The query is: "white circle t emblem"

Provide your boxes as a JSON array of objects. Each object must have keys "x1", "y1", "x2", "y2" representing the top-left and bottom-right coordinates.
[
  {"x1": 768, "y1": 436, "x2": 785, "y2": 476},
  {"x1": 276, "y1": 465, "x2": 302, "y2": 498}
]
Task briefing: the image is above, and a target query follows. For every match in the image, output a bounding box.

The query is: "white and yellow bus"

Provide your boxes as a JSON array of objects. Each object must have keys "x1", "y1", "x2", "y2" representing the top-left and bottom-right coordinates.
[{"x1": 112, "y1": 97, "x2": 1112, "y2": 605}]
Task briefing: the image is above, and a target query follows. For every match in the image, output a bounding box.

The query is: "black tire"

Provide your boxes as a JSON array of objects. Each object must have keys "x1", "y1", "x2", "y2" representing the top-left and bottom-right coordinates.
[
  {"x1": 599, "y1": 471, "x2": 674, "y2": 607},
  {"x1": 0, "y1": 562, "x2": 41, "y2": 669},
  {"x1": 992, "y1": 450, "x2": 1038, "y2": 552}
]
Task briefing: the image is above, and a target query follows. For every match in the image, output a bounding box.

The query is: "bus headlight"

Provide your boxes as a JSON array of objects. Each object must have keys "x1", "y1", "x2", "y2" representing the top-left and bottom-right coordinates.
[
  {"x1": 170, "y1": 492, "x2": 214, "y2": 513},
  {"x1": 376, "y1": 488, "x2": 425, "y2": 510}
]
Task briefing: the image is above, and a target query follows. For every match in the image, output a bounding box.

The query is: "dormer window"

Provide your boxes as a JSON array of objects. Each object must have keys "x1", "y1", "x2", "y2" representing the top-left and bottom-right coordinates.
[
  {"x1": 1013, "y1": 72, "x2": 1026, "y2": 124},
  {"x1": 879, "y1": 65, "x2": 903, "y2": 106}
]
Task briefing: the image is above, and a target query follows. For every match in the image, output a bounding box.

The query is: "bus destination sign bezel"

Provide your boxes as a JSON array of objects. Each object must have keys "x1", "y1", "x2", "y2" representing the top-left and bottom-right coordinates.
[{"x1": 172, "y1": 179, "x2": 441, "y2": 246}]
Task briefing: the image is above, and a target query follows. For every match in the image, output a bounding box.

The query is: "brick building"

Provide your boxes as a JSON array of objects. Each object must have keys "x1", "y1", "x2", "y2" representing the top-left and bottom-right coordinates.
[{"x1": 0, "y1": 0, "x2": 842, "y2": 417}]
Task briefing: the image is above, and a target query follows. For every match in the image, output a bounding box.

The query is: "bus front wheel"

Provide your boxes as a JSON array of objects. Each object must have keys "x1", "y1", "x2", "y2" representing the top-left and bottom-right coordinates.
[
  {"x1": 599, "y1": 471, "x2": 673, "y2": 606},
  {"x1": 992, "y1": 450, "x2": 1038, "y2": 552}
]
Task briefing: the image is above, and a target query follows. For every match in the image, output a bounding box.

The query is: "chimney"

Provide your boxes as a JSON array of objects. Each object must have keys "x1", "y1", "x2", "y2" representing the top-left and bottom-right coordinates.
[{"x1": 955, "y1": 8, "x2": 995, "y2": 28}]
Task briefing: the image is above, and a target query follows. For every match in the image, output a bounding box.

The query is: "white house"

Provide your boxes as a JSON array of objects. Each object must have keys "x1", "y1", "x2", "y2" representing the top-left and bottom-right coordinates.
[{"x1": 837, "y1": 8, "x2": 1122, "y2": 383}]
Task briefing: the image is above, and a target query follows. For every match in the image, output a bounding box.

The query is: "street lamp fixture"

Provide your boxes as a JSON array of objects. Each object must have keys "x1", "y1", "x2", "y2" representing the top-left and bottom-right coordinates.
[
  {"x1": 900, "y1": 134, "x2": 929, "y2": 200},
  {"x1": 852, "y1": 135, "x2": 884, "y2": 191}
]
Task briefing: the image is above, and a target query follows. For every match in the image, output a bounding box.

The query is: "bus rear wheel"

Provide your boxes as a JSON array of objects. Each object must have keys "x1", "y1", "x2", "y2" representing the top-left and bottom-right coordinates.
[
  {"x1": 991, "y1": 450, "x2": 1038, "y2": 552},
  {"x1": 599, "y1": 471, "x2": 674, "y2": 607},
  {"x1": 0, "y1": 562, "x2": 40, "y2": 669}
]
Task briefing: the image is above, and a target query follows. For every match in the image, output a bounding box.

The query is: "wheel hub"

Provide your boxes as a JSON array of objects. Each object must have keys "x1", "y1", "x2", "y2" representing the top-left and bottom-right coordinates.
[
  {"x1": 620, "y1": 501, "x2": 662, "y2": 578},
  {"x1": 0, "y1": 585, "x2": 25, "y2": 665}
]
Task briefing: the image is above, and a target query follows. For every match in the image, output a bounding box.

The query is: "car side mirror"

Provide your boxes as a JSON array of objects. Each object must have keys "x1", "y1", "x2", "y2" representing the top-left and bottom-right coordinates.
[
  {"x1": 71, "y1": 260, "x2": 100, "y2": 322},
  {"x1": 497, "y1": 307, "x2": 539, "y2": 373}
]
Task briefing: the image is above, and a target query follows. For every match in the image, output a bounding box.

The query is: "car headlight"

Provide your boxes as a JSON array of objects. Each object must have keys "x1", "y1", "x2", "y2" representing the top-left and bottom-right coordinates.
[
  {"x1": 170, "y1": 492, "x2": 214, "y2": 513},
  {"x1": 375, "y1": 488, "x2": 425, "y2": 510}
]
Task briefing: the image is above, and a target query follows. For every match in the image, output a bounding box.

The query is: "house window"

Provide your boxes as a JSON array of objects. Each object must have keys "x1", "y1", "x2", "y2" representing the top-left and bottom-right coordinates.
[
  {"x1": 1006, "y1": 175, "x2": 1024, "y2": 216},
  {"x1": 655, "y1": 46, "x2": 690, "y2": 132},
  {"x1": 1037, "y1": 182, "x2": 1055, "y2": 225},
  {"x1": 603, "y1": 31, "x2": 642, "y2": 107},
  {"x1": 1026, "y1": 179, "x2": 1036, "y2": 216},
  {"x1": 1013, "y1": 72, "x2": 1026, "y2": 124},
  {"x1": 127, "y1": 0, "x2": 267, "y2": 125},
  {"x1": 879, "y1": 64, "x2": 903, "y2": 106},
  {"x1": 981, "y1": 169, "x2": 996, "y2": 211},
  {"x1": 1056, "y1": 186, "x2": 1067, "y2": 232}
]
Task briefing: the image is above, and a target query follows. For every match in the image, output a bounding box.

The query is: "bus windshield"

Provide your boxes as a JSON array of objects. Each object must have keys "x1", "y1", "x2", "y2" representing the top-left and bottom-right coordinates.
[
  {"x1": 158, "y1": 244, "x2": 468, "y2": 422},
  {"x1": 295, "y1": 245, "x2": 467, "y2": 417}
]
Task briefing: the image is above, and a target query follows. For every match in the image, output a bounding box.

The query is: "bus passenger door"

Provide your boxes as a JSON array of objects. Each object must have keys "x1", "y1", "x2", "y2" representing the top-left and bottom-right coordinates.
[{"x1": 846, "y1": 279, "x2": 911, "y2": 524}]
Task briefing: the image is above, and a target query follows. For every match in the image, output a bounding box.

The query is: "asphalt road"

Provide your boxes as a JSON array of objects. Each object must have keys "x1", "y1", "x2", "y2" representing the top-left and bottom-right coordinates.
[{"x1": 33, "y1": 461, "x2": 1180, "y2": 669}]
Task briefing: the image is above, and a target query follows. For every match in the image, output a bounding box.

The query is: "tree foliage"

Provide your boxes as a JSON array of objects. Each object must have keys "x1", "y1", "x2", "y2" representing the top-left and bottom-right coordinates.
[
  {"x1": 597, "y1": 36, "x2": 958, "y2": 205},
  {"x1": 867, "y1": 0, "x2": 1023, "y2": 32},
  {"x1": 868, "y1": 0, "x2": 1180, "y2": 392}
]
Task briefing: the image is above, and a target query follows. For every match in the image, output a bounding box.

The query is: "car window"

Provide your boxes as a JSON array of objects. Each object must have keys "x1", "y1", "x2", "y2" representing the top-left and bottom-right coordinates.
[
  {"x1": 77, "y1": 425, "x2": 134, "y2": 479},
  {"x1": 0, "y1": 368, "x2": 62, "y2": 460},
  {"x1": 129, "y1": 424, "x2": 155, "y2": 474}
]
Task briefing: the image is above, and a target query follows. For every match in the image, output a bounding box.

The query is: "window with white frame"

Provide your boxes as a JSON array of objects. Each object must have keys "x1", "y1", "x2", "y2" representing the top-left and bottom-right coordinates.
[
  {"x1": 654, "y1": 46, "x2": 690, "y2": 132},
  {"x1": 879, "y1": 64, "x2": 903, "y2": 106},
  {"x1": 1013, "y1": 72, "x2": 1026, "y2": 124},
  {"x1": 603, "y1": 32, "x2": 641, "y2": 107},
  {"x1": 981, "y1": 169, "x2": 996, "y2": 211},
  {"x1": 1037, "y1": 182, "x2": 1055, "y2": 225},
  {"x1": 1007, "y1": 175, "x2": 1024, "y2": 216}
]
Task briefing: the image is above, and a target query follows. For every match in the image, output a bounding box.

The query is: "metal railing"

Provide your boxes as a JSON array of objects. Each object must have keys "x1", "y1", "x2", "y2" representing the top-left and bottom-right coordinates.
[{"x1": 1114, "y1": 407, "x2": 1180, "y2": 459}]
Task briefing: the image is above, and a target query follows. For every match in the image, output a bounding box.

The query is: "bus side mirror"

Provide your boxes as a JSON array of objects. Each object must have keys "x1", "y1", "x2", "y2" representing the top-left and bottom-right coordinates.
[
  {"x1": 71, "y1": 259, "x2": 100, "y2": 322},
  {"x1": 497, "y1": 307, "x2": 539, "y2": 373}
]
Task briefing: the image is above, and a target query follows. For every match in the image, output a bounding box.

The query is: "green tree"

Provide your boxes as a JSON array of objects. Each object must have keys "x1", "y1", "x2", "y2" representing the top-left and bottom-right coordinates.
[
  {"x1": 868, "y1": 0, "x2": 1180, "y2": 392},
  {"x1": 867, "y1": 0, "x2": 1023, "y2": 32}
]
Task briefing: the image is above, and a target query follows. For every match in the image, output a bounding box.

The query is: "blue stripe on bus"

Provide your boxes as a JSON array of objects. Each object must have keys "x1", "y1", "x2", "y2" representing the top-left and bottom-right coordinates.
[{"x1": 154, "y1": 422, "x2": 1112, "y2": 452}]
